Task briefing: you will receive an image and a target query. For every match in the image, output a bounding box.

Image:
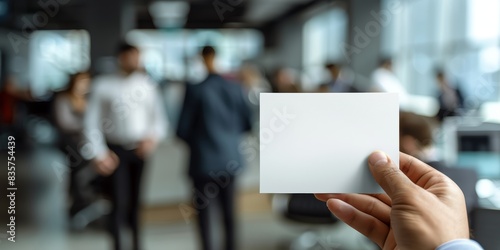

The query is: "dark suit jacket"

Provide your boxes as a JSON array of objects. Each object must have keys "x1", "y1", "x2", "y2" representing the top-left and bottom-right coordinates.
[
  {"x1": 436, "y1": 87, "x2": 464, "y2": 121},
  {"x1": 177, "y1": 74, "x2": 252, "y2": 178}
]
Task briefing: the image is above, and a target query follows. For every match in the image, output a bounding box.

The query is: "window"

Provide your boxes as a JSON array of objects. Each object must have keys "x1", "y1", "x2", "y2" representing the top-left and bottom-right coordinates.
[
  {"x1": 382, "y1": 0, "x2": 500, "y2": 106},
  {"x1": 126, "y1": 29, "x2": 263, "y2": 82},
  {"x1": 302, "y1": 7, "x2": 348, "y2": 89},
  {"x1": 30, "y1": 30, "x2": 90, "y2": 97}
]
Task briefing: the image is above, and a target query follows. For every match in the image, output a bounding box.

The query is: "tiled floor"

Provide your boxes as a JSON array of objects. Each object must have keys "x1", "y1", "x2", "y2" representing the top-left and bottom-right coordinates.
[{"x1": 8, "y1": 212, "x2": 377, "y2": 250}]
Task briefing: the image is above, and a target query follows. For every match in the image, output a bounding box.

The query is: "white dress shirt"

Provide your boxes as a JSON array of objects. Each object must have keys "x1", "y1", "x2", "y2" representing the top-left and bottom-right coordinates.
[
  {"x1": 437, "y1": 239, "x2": 483, "y2": 250},
  {"x1": 371, "y1": 67, "x2": 410, "y2": 108},
  {"x1": 84, "y1": 71, "x2": 167, "y2": 160}
]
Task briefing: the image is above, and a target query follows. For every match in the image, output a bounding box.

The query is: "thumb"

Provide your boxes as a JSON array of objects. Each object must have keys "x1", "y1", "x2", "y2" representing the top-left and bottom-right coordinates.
[{"x1": 368, "y1": 151, "x2": 414, "y2": 198}]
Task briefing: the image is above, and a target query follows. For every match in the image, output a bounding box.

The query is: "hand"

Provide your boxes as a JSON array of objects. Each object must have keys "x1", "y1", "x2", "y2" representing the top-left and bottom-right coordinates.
[
  {"x1": 135, "y1": 138, "x2": 157, "y2": 159},
  {"x1": 93, "y1": 151, "x2": 119, "y2": 176},
  {"x1": 315, "y1": 151, "x2": 470, "y2": 250}
]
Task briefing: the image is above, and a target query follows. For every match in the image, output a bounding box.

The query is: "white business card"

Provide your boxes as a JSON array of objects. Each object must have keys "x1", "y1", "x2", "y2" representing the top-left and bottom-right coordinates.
[{"x1": 259, "y1": 93, "x2": 399, "y2": 193}]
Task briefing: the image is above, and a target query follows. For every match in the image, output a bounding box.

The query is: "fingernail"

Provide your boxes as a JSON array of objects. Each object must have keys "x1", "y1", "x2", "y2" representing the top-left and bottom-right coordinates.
[
  {"x1": 369, "y1": 151, "x2": 388, "y2": 167},
  {"x1": 327, "y1": 199, "x2": 352, "y2": 214}
]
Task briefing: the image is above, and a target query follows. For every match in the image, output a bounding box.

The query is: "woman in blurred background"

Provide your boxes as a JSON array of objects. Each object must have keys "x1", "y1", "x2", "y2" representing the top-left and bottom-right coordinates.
[
  {"x1": 53, "y1": 72, "x2": 92, "y2": 219},
  {"x1": 239, "y1": 63, "x2": 270, "y2": 128},
  {"x1": 271, "y1": 67, "x2": 301, "y2": 93}
]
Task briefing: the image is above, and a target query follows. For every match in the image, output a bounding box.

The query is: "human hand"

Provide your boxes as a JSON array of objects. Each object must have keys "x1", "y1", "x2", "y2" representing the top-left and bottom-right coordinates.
[
  {"x1": 135, "y1": 138, "x2": 157, "y2": 159},
  {"x1": 93, "y1": 151, "x2": 119, "y2": 176},
  {"x1": 315, "y1": 151, "x2": 470, "y2": 250}
]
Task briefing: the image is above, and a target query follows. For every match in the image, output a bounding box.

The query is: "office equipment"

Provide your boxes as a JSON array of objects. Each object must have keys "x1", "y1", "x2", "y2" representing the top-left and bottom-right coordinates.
[{"x1": 440, "y1": 117, "x2": 500, "y2": 179}]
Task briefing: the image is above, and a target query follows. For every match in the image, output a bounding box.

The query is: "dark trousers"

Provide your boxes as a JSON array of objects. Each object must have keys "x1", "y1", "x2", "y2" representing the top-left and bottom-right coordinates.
[
  {"x1": 192, "y1": 176, "x2": 236, "y2": 250},
  {"x1": 106, "y1": 144, "x2": 145, "y2": 250},
  {"x1": 58, "y1": 134, "x2": 90, "y2": 216}
]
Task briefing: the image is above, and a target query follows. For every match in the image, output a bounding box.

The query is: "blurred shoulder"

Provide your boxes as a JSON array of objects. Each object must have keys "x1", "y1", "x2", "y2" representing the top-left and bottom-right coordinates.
[
  {"x1": 132, "y1": 71, "x2": 158, "y2": 85},
  {"x1": 227, "y1": 79, "x2": 245, "y2": 93},
  {"x1": 54, "y1": 92, "x2": 70, "y2": 105},
  {"x1": 91, "y1": 74, "x2": 118, "y2": 91},
  {"x1": 185, "y1": 82, "x2": 202, "y2": 95}
]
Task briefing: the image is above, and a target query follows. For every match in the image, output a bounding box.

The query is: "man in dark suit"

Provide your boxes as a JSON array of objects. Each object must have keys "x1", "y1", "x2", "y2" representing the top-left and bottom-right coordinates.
[
  {"x1": 177, "y1": 46, "x2": 252, "y2": 250},
  {"x1": 435, "y1": 70, "x2": 464, "y2": 122}
]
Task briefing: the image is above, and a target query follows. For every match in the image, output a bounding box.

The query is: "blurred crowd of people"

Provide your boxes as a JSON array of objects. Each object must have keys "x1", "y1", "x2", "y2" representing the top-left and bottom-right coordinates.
[{"x1": 0, "y1": 41, "x2": 468, "y2": 250}]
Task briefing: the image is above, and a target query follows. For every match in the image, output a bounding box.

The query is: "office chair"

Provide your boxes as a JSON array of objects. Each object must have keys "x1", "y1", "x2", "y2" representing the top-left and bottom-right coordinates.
[
  {"x1": 429, "y1": 162, "x2": 479, "y2": 215},
  {"x1": 273, "y1": 194, "x2": 343, "y2": 250},
  {"x1": 472, "y1": 207, "x2": 500, "y2": 250}
]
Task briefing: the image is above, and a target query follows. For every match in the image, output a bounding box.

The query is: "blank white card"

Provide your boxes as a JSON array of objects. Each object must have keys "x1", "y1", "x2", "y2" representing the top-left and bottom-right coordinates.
[{"x1": 259, "y1": 93, "x2": 399, "y2": 193}]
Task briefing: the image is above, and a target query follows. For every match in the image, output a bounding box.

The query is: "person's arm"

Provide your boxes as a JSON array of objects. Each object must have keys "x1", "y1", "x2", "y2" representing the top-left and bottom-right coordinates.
[
  {"x1": 54, "y1": 95, "x2": 82, "y2": 133},
  {"x1": 437, "y1": 239, "x2": 483, "y2": 250},
  {"x1": 83, "y1": 83, "x2": 109, "y2": 161},
  {"x1": 135, "y1": 83, "x2": 168, "y2": 159},
  {"x1": 316, "y1": 151, "x2": 475, "y2": 250},
  {"x1": 83, "y1": 82, "x2": 119, "y2": 175},
  {"x1": 149, "y1": 85, "x2": 168, "y2": 142},
  {"x1": 176, "y1": 84, "x2": 198, "y2": 143},
  {"x1": 456, "y1": 87, "x2": 464, "y2": 108},
  {"x1": 239, "y1": 86, "x2": 252, "y2": 132}
]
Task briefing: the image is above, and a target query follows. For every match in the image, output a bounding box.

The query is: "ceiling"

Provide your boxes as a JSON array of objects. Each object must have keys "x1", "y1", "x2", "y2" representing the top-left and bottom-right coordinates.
[{"x1": 1, "y1": 0, "x2": 322, "y2": 30}]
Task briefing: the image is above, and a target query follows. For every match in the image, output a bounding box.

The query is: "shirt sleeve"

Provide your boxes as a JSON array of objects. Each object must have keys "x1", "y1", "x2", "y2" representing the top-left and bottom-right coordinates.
[
  {"x1": 239, "y1": 86, "x2": 252, "y2": 132},
  {"x1": 149, "y1": 85, "x2": 168, "y2": 142},
  {"x1": 54, "y1": 95, "x2": 82, "y2": 133},
  {"x1": 436, "y1": 239, "x2": 483, "y2": 250},
  {"x1": 83, "y1": 82, "x2": 109, "y2": 160},
  {"x1": 176, "y1": 84, "x2": 198, "y2": 144}
]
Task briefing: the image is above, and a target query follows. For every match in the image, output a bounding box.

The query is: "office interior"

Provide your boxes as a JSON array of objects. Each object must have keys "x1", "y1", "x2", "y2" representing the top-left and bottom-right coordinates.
[{"x1": 1, "y1": 0, "x2": 500, "y2": 249}]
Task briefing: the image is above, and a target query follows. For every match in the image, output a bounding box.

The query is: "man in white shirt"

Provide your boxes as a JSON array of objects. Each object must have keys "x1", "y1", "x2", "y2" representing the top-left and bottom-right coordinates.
[
  {"x1": 371, "y1": 58, "x2": 409, "y2": 108},
  {"x1": 84, "y1": 43, "x2": 167, "y2": 250}
]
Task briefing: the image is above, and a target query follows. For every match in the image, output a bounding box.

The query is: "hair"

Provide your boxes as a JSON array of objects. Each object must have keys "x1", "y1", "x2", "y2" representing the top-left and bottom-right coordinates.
[
  {"x1": 64, "y1": 72, "x2": 90, "y2": 94},
  {"x1": 435, "y1": 68, "x2": 445, "y2": 78},
  {"x1": 379, "y1": 57, "x2": 392, "y2": 66},
  {"x1": 116, "y1": 42, "x2": 138, "y2": 55},
  {"x1": 201, "y1": 46, "x2": 216, "y2": 57},
  {"x1": 400, "y1": 111, "x2": 433, "y2": 147},
  {"x1": 325, "y1": 63, "x2": 339, "y2": 70}
]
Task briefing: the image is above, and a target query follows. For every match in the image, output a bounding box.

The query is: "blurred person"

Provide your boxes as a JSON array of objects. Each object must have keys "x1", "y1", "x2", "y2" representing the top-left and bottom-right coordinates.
[
  {"x1": 177, "y1": 46, "x2": 252, "y2": 250},
  {"x1": 400, "y1": 111, "x2": 478, "y2": 215},
  {"x1": 238, "y1": 63, "x2": 270, "y2": 128},
  {"x1": 0, "y1": 76, "x2": 32, "y2": 125},
  {"x1": 239, "y1": 63, "x2": 271, "y2": 106},
  {"x1": 0, "y1": 77, "x2": 18, "y2": 127},
  {"x1": 271, "y1": 67, "x2": 301, "y2": 93},
  {"x1": 316, "y1": 151, "x2": 483, "y2": 250},
  {"x1": 0, "y1": 76, "x2": 33, "y2": 147},
  {"x1": 319, "y1": 63, "x2": 357, "y2": 93},
  {"x1": 399, "y1": 111, "x2": 435, "y2": 161},
  {"x1": 371, "y1": 58, "x2": 409, "y2": 107},
  {"x1": 435, "y1": 70, "x2": 464, "y2": 122},
  {"x1": 53, "y1": 72, "x2": 92, "y2": 217},
  {"x1": 84, "y1": 43, "x2": 167, "y2": 250}
]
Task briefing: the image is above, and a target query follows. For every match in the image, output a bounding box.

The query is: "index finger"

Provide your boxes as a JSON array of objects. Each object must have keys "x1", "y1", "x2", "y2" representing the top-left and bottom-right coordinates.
[{"x1": 399, "y1": 152, "x2": 444, "y2": 187}]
